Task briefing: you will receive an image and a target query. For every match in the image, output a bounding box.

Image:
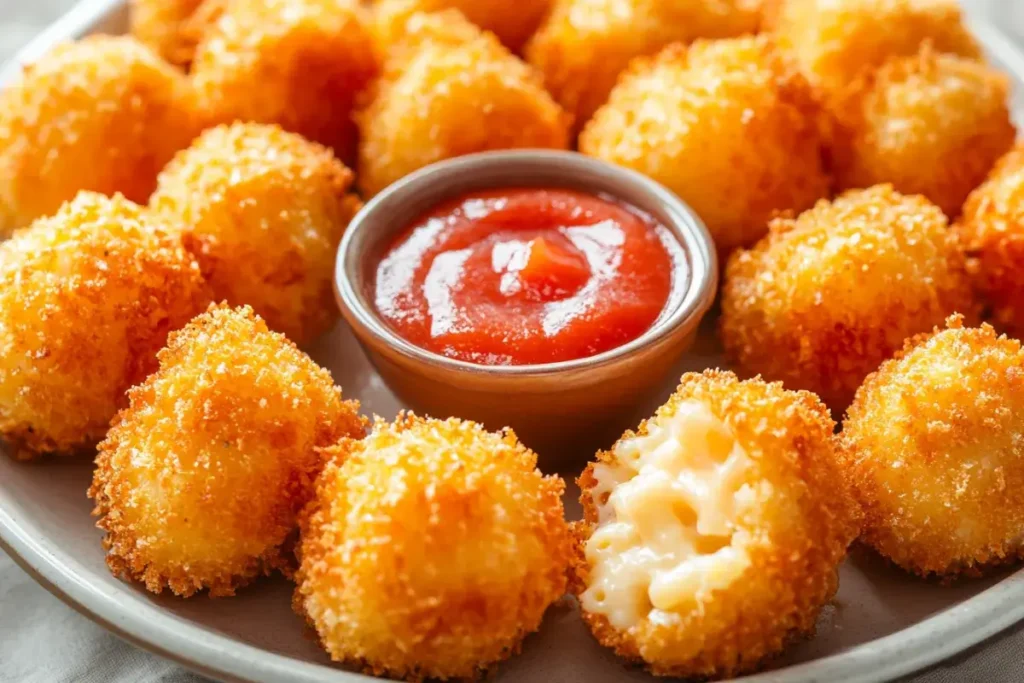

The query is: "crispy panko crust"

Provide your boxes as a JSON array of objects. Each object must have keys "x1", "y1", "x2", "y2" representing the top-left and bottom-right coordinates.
[
  {"x1": 0, "y1": 36, "x2": 199, "y2": 235},
  {"x1": 770, "y1": 0, "x2": 980, "y2": 92},
  {"x1": 525, "y1": 0, "x2": 763, "y2": 131},
  {"x1": 190, "y1": 0, "x2": 379, "y2": 163},
  {"x1": 356, "y1": 10, "x2": 570, "y2": 197},
  {"x1": 0, "y1": 192, "x2": 209, "y2": 459},
  {"x1": 572, "y1": 370, "x2": 859, "y2": 679},
  {"x1": 372, "y1": 0, "x2": 551, "y2": 52},
  {"x1": 840, "y1": 316, "x2": 1024, "y2": 578},
  {"x1": 294, "y1": 413, "x2": 572, "y2": 681},
  {"x1": 150, "y1": 123, "x2": 360, "y2": 345},
  {"x1": 89, "y1": 304, "x2": 365, "y2": 598},
  {"x1": 956, "y1": 144, "x2": 1024, "y2": 338},
  {"x1": 829, "y1": 46, "x2": 1015, "y2": 218},
  {"x1": 580, "y1": 36, "x2": 829, "y2": 254},
  {"x1": 129, "y1": 0, "x2": 215, "y2": 68},
  {"x1": 720, "y1": 185, "x2": 978, "y2": 411}
]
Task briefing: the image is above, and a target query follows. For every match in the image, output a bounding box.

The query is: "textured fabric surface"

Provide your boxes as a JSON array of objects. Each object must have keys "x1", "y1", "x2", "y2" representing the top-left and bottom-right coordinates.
[
  {"x1": 2, "y1": 1, "x2": 1024, "y2": 682},
  {"x1": 0, "y1": 552, "x2": 207, "y2": 683}
]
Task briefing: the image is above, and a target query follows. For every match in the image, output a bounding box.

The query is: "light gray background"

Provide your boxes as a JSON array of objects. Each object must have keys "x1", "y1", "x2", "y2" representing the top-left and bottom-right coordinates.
[{"x1": 1, "y1": 1, "x2": 1024, "y2": 682}]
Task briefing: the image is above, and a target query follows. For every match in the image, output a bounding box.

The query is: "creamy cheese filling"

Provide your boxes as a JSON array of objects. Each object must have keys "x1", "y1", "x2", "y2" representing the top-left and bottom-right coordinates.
[{"x1": 580, "y1": 399, "x2": 762, "y2": 630}]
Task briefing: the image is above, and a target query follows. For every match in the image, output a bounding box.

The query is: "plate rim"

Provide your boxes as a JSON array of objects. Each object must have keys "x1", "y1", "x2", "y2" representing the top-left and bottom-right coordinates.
[{"x1": 3, "y1": 2, "x2": 1024, "y2": 682}]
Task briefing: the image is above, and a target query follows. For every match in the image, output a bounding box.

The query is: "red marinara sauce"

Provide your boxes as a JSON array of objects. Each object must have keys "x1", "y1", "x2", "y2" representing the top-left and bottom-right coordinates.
[{"x1": 373, "y1": 188, "x2": 685, "y2": 365}]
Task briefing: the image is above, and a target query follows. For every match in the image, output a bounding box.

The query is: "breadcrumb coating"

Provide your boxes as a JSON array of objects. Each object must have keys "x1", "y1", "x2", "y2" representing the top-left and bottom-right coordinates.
[
  {"x1": 721, "y1": 185, "x2": 977, "y2": 410},
  {"x1": 830, "y1": 47, "x2": 1015, "y2": 217},
  {"x1": 295, "y1": 413, "x2": 572, "y2": 681},
  {"x1": 0, "y1": 36, "x2": 199, "y2": 235},
  {"x1": 770, "y1": 0, "x2": 980, "y2": 92},
  {"x1": 356, "y1": 10, "x2": 570, "y2": 197},
  {"x1": 572, "y1": 370, "x2": 859, "y2": 679},
  {"x1": 129, "y1": 0, "x2": 213, "y2": 67},
  {"x1": 525, "y1": 0, "x2": 763, "y2": 131},
  {"x1": 90, "y1": 305, "x2": 365, "y2": 598},
  {"x1": 956, "y1": 144, "x2": 1024, "y2": 338},
  {"x1": 841, "y1": 316, "x2": 1024, "y2": 577},
  {"x1": 372, "y1": 0, "x2": 551, "y2": 52},
  {"x1": 580, "y1": 36, "x2": 829, "y2": 254},
  {"x1": 191, "y1": 0, "x2": 379, "y2": 163},
  {"x1": 150, "y1": 123, "x2": 360, "y2": 345},
  {"x1": 0, "y1": 192, "x2": 209, "y2": 459}
]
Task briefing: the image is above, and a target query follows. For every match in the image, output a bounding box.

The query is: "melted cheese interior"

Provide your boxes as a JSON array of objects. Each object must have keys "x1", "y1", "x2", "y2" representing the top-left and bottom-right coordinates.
[{"x1": 580, "y1": 399, "x2": 761, "y2": 630}]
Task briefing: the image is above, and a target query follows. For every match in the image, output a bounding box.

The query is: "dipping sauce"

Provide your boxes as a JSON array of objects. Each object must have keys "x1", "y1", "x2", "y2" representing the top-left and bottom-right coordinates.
[{"x1": 374, "y1": 188, "x2": 686, "y2": 365}]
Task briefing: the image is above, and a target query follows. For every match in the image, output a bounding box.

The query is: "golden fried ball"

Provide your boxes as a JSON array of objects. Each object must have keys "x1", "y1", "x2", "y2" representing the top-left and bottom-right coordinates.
[
  {"x1": 295, "y1": 414, "x2": 572, "y2": 680},
  {"x1": 841, "y1": 316, "x2": 1024, "y2": 577},
  {"x1": 572, "y1": 370, "x2": 859, "y2": 678},
  {"x1": 721, "y1": 185, "x2": 977, "y2": 410},
  {"x1": 957, "y1": 144, "x2": 1024, "y2": 337},
  {"x1": 372, "y1": 0, "x2": 551, "y2": 52},
  {"x1": 770, "y1": 0, "x2": 980, "y2": 91},
  {"x1": 0, "y1": 36, "x2": 199, "y2": 235},
  {"x1": 830, "y1": 47, "x2": 1015, "y2": 217},
  {"x1": 0, "y1": 192, "x2": 209, "y2": 459},
  {"x1": 90, "y1": 304, "x2": 365, "y2": 597},
  {"x1": 580, "y1": 36, "x2": 829, "y2": 253},
  {"x1": 150, "y1": 123, "x2": 360, "y2": 345},
  {"x1": 525, "y1": 0, "x2": 762, "y2": 130},
  {"x1": 356, "y1": 10, "x2": 570, "y2": 197},
  {"x1": 191, "y1": 0, "x2": 379, "y2": 163},
  {"x1": 129, "y1": 0, "x2": 215, "y2": 67}
]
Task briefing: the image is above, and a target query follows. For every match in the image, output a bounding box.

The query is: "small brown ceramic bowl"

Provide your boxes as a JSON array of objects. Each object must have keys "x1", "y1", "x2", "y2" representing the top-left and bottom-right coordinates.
[{"x1": 335, "y1": 150, "x2": 717, "y2": 467}]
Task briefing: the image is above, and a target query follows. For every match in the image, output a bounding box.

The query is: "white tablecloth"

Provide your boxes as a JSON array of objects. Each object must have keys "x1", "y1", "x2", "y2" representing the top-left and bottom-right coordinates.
[{"x1": 2, "y1": 1, "x2": 1024, "y2": 681}]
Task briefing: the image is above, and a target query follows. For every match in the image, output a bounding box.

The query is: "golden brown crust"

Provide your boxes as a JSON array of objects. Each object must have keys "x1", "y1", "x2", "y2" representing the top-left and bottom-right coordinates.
[
  {"x1": 0, "y1": 36, "x2": 199, "y2": 235},
  {"x1": 0, "y1": 192, "x2": 210, "y2": 458},
  {"x1": 720, "y1": 184, "x2": 978, "y2": 411},
  {"x1": 89, "y1": 304, "x2": 365, "y2": 597},
  {"x1": 525, "y1": 0, "x2": 763, "y2": 132},
  {"x1": 355, "y1": 10, "x2": 570, "y2": 197},
  {"x1": 956, "y1": 143, "x2": 1024, "y2": 338},
  {"x1": 828, "y1": 46, "x2": 1015, "y2": 217},
  {"x1": 579, "y1": 35, "x2": 829, "y2": 254},
  {"x1": 771, "y1": 0, "x2": 980, "y2": 91},
  {"x1": 371, "y1": 0, "x2": 552, "y2": 52},
  {"x1": 129, "y1": 0, "x2": 211, "y2": 68},
  {"x1": 841, "y1": 315, "x2": 1024, "y2": 578},
  {"x1": 150, "y1": 123, "x2": 360, "y2": 345},
  {"x1": 294, "y1": 413, "x2": 572, "y2": 681},
  {"x1": 572, "y1": 370, "x2": 860, "y2": 678},
  {"x1": 191, "y1": 0, "x2": 380, "y2": 163}
]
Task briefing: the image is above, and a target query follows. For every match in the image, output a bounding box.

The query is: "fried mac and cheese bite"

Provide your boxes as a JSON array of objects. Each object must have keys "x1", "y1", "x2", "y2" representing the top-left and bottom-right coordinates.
[
  {"x1": 191, "y1": 0, "x2": 379, "y2": 162},
  {"x1": 830, "y1": 47, "x2": 1015, "y2": 217},
  {"x1": 721, "y1": 185, "x2": 976, "y2": 410},
  {"x1": 356, "y1": 10, "x2": 570, "y2": 197},
  {"x1": 129, "y1": 0, "x2": 214, "y2": 67},
  {"x1": 841, "y1": 317, "x2": 1024, "y2": 577},
  {"x1": 90, "y1": 305, "x2": 364, "y2": 597},
  {"x1": 372, "y1": 0, "x2": 551, "y2": 52},
  {"x1": 0, "y1": 36, "x2": 198, "y2": 235},
  {"x1": 956, "y1": 144, "x2": 1024, "y2": 337},
  {"x1": 295, "y1": 414, "x2": 572, "y2": 680},
  {"x1": 580, "y1": 36, "x2": 829, "y2": 253},
  {"x1": 525, "y1": 0, "x2": 763, "y2": 130},
  {"x1": 150, "y1": 123, "x2": 360, "y2": 345},
  {"x1": 770, "y1": 0, "x2": 980, "y2": 92},
  {"x1": 573, "y1": 370, "x2": 859, "y2": 678},
  {"x1": 0, "y1": 193, "x2": 209, "y2": 459}
]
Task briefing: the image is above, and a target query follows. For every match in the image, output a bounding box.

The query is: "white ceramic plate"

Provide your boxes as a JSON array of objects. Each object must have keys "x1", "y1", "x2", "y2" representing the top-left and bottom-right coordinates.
[{"x1": 4, "y1": 2, "x2": 1024, "y2": 682}]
